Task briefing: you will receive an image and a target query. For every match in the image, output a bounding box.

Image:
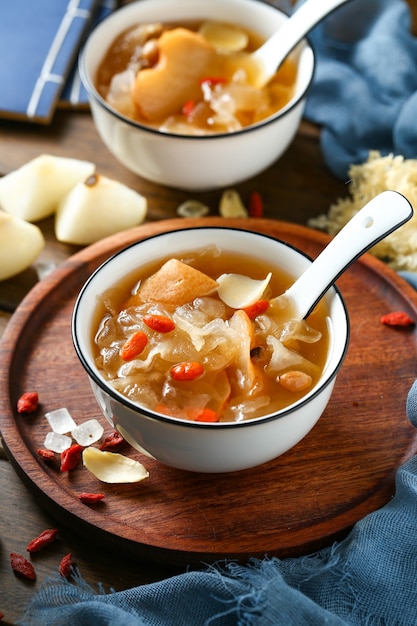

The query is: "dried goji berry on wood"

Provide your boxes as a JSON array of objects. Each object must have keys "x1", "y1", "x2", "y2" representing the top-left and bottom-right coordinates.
[
  {"x1": 10, "y1": 552, "x2": 36, "y2": 580},
  {"x1": 78, "y1": 492, "x2": 105, "y2": 504},
  {"x1": 100, "y1": 431, "x2": 125, "y2": 452},
  {"x1": 60, "y1": 443, "x2": 83, "y2": 472},
  {"x1": 37, "y1": 448, "x2": 55, "y2": 462},
  {"x1": 27, "y1": 528, "x2": 58, "y2": 553},
  {"x1": 17, "y1": 391, "x2": 39, "y2": 414},
  {"x1": 248, "y1": 191, "x2": 264, "y2": 218},
  {"x1": 143, "y1": 314, "x2": 175, "y2": 333},
  {"x1": 120, "y1": 331, "x2": 148, "y2": 361},
  {"x1": 59, "y1": 553, "x2": 73, "y2": 579},
  {"x1": 381, "y1": 311, "x2": 415, "y2": 327}
]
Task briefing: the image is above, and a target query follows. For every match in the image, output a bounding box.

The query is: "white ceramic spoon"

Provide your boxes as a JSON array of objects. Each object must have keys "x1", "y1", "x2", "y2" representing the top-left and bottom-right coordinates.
[
  {"x1": 278, "y1": 190, "x2": 413, "y2": 319},
  {"x1": 254, "y1": 0, "x2": 352, "y2": 87}
]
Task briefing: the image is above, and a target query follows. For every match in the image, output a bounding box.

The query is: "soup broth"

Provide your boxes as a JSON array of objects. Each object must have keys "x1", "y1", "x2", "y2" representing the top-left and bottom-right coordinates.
[
  {"x1": 96, "y1": 20, "x2": 297, "y2": 135},
  {"x1": 92, "y1": 245, "x2": 330, "y2": 423}
]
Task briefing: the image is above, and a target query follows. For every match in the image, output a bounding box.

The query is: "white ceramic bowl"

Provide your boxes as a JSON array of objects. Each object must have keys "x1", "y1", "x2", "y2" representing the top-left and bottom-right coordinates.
[
  {"x1": 79, "y1": 0, "x2": 315, "y2": 191},
  {"x1": 72, "y1": 227, "x2": 349, "y2": 473}
]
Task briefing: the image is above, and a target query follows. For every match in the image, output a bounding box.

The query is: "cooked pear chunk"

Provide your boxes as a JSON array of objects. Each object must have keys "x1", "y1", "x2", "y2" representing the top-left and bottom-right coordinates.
[
  {"x1": 199, "y1": 21, "x2": 249, "y2": 52},
  {"x1": 136, "y1": 258, "x2": 218, "y2": 306},
  {"x1": 0, "y1": 154, "x2": 95, "y2": 222},
  {"x1": 217, "y1": 272, "x2": 271, "y2": 308},
  {"x1": 228, "y1": 309, "x2": 258, "y2": 393},
  {"x1": 132, "y1": 28, "x2": 216, "y2": 121},
  {"x1": 0, "y1": 212, "x2": 45, "y2": 280},
  {"x1": 55, "y1": 174, "x2": 147, "y2": 245}
]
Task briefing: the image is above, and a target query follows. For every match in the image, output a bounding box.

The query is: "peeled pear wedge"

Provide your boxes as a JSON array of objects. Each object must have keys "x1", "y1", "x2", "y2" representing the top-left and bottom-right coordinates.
[
  {"x1": 0, "y1": 212, "x2": 45, "y2": 281},
  {"x1": 55, "y1": 174, "x2": 147, "y2": 245},
  {"x1": 82, "y1": 447, "x2": 149, "y2": 484},
  {"x1": 0, "y1": 154, "x2": 95, "y2": 222},
  {"x1": 217, "y1": 272, "x2": 272, "y2": 308}
]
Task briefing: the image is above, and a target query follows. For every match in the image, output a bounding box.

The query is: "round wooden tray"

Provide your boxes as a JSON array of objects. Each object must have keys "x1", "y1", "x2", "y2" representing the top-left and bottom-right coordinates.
[{"x1": 1, "y1": 217, "x2": 417, "y2": 568}]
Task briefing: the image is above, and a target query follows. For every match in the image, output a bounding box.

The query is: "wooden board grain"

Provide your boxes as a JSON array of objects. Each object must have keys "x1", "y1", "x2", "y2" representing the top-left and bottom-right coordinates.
[{"x1": 1, "y1": 217, "x2": 417, "y2": 568}]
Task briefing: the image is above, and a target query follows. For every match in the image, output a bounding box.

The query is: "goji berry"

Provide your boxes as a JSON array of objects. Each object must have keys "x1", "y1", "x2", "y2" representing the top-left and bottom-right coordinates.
[
  {"x1": 17, "y1": 391, "x2": 39, "y2": 414},
  {"x1": 120, "y1": 331, "x2": 148, "y2": 361},
  {"x1": 182, "y1": 99, "x2": 195, "y2": 117},
  {"x1": 248, "y1": 191, "x2": 264, "y2": 218},
  {"x1": 78, "y1": 492, "x2": 105, "y2": 504},
  {"x1": 100, "y1": 431, "x2": 126, "y2": 451},
  {"x1": 37, "y1": 448, "x2": 55, "y2": 462},
  {"x1": 242, "y1": 299, "x2": 269, "y2": 319},
  {"x1": 143, "y1": 314, "x2": 175, "y2": 333},
  {"x1": 170, "y1": 362, "x2": 204, "y2": 381},
  {"x1": 27, "y1": 528, "x2": 58, "y2": 553},
  {"x1": 194, "y1": 408, "x2": 219, "y2": 422},
  {"x1": 381, "y1": 311, "x2": 415, "y2": 327},
  {"x1": 60, "y1": 444, "x2": 83, "y2": 472},
  {"x1": 10, "y1": 552, "x2": 36, "y2": 580},
  {"x1": 59, "y1": 553, "x2": 73, "y2": 579},
  {"x1": 200, "y1": 76, "x2": 227, "y2": 87}
]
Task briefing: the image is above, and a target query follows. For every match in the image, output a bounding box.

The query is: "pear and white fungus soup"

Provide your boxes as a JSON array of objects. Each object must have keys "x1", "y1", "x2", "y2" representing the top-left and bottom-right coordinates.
[
  {"x1": 93, "y1": 245, "x2": 330, "y2": 423},
  {"x1": 95, "y1": 20, "x2": 297, "y2": 135}
]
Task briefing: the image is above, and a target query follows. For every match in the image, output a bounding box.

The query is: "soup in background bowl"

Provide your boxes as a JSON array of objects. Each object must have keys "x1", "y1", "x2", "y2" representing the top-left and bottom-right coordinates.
[
  {"x1": 72, "y1": 228, "x2": 349, "y2": 473},
  {"x1": 78, "y1": 0, "x2": 315, "y2": 190}
]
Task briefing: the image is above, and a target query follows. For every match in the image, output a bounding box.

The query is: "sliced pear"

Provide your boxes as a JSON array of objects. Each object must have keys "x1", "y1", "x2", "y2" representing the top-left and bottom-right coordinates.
[
  {"x1": 219, "y1": 189, "x2": 248, "y2": 218},
  {"x1": 228, "y1": 309, "x2": 258, "y2": 393},
  {"x1": 82, "y1": 447, "x2": 149, "y2": 483},
  {"x1": 0, "y1": 212, "x2": 45, "y2": 280},
  {"x1": 199, "y1": 21, "x2": 249, "y2": 52},
  {"x1": 132, "y1": 27, "x2": 216, "y2": 121},
  {"x1": 217, "y1": 272, "x2": 272, "y2": 308},
  {"x1": 0, "y1": 154, "x2": 95, "y2": 222},
  {"x1": 55, "y1": 174, "x2": 147, "y2": 245},
  {"x1": 136, "y1": 258, "x2": 218, "y2": 306}
]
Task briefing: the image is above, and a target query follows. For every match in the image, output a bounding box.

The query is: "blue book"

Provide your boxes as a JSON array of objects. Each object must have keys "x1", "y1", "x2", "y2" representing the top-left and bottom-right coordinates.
[
  {"x1": 59, "y1": 0, "x2": 117, "y2": 109},
  {"x1": 0, "y1": 0, "x2": 99, "y2": 123}
]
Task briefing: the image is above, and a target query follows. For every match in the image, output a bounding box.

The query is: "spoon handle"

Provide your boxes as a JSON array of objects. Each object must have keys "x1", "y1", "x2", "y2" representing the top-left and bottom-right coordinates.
[
  {"x1": 285, "y1": 190, "x2": 414, "y2": 319},
  {"x1": 255, "y1": 0, "x2": 351, "y2": 84}
]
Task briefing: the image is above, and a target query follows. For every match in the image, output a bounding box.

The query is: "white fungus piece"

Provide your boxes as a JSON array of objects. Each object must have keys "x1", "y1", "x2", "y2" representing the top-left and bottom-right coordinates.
[
  {"x1": 45, "y1": 408, "x2": 77, "y2": 434},
  {"x1": 83, "y1": 447, "x2": 149, "y2": 484},
  {"x1": 72, "y1": 419, "x2": 104, "y2": 446},
  {"x1": 44, "y1": 432, "x2": 72, "y2": 453}
]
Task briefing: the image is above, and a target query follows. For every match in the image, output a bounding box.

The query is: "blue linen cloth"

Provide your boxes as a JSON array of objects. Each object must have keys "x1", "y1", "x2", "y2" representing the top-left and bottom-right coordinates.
[
  {"x1": 297, "y1": 0, "x2": 417, "y2": 179},
  {"x1": 17, "y1": 449, "x2": 417, "y2": 625}
]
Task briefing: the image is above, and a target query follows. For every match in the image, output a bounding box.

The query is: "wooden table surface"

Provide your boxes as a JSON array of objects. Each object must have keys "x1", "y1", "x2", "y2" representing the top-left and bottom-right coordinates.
[
  {"x1": 0, "y1": 116, "x2": 348, "y2": 625},
  {"x1": 1, "y1": 3, "x2": 416, "y2": 623}
]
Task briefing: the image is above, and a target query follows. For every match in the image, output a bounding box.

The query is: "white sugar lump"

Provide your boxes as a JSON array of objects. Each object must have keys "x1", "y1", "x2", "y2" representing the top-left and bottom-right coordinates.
[
  {"x1": 45, "y1": 407, "x2": 77, "y2": 434},
  {"x1": 44, "y1": 432, "x2": 72, "y2": 453},
  {"x1": 72, "y1": 419, "x2": 104, "y2": 446}
]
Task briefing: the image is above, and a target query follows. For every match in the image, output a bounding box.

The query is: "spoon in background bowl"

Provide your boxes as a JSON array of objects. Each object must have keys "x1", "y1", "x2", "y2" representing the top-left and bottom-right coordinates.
[
  {"x1": 275, "y1": 190, "x2": 413, "y2": 319},
  {"x1": 253, "y1": 0, "x2": 352, "y2": 87}
]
